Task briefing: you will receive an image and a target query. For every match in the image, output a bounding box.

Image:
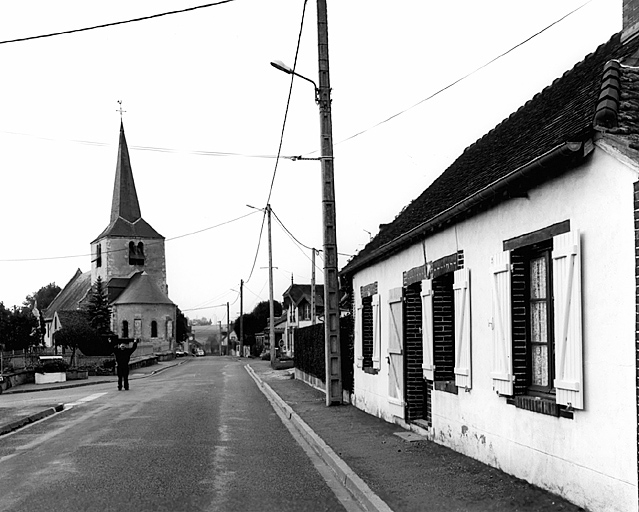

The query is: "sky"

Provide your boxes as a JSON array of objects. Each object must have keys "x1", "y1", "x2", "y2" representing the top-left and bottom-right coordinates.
[{"x1": 0, "y1": 0, "x2": 621, "y2": 325}]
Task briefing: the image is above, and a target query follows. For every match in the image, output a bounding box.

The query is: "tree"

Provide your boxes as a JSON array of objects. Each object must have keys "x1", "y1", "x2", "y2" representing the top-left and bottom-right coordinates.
[
  {"x1": 23, "y1": 283, "x2": 61, "y2": 311},
  {"x1": 85, "y1": 277, "x2": 111, "y2": 335},
  {"x1": 176, "y1": 307, "x2": 190, "y2": 344},
  {"x1": 232, "y1": 300, "x2": 283, "y2": 350},
  {"x1": 0, "y1": 303, "x2": 38, "y2": 351},
  {"x1": 53, "y1": 311, "x2": 99, "y2": 367}
]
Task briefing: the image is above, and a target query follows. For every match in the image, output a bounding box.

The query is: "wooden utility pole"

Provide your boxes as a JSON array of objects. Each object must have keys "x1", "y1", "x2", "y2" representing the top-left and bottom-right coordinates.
[
  {"x1": 226, "y1": 302, "x2": 230, "y2": 356},
  {"x1": 311, "y1": 248, "x2": 316, "y2": 326},
  {"x1": 317, "y1": 0, "x2": 341, "y2": 405},
  {"x1": 267, "y1": 204, "x2": 276, "y2": 366},
  {"x1": 239, "y1": 279, "x2": 244, "y2": 357}
]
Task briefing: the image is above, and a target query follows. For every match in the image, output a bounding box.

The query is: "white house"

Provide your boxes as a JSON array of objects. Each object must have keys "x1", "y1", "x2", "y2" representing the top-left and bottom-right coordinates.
[
  {"x1": 340, "y1": 3, "x2": 639, "y2": 511},
  {"x1": 281, "y1": 283, "x2": 324, "y2": 356}
]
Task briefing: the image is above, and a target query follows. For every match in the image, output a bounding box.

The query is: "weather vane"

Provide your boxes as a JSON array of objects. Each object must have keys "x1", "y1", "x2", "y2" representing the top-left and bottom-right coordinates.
[{"x1": 116, "y1": 100, "x2": 126, "y2": 119}]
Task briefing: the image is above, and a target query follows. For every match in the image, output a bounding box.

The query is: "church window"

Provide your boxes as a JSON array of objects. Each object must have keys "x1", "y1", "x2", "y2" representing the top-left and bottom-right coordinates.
[
  {"x1": 95, "y1": 244, "x2": 102, "y2": 268},
  {"x1": 151, "y1": 321, "x2": 158, "y2": 338},
  {"x1": 122, "y1": 320, "x2": 129, "y2": 338},
  {"x1": 128, "y1": 241, "x2": 145, "y2": 266},
  {"x1": 134, "y1": 319, "x2": 142, "y2": 338}
]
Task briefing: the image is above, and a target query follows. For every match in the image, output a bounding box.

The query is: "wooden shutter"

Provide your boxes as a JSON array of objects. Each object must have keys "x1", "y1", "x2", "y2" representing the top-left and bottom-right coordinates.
[
  {"x1": 421, "y1": 279, "x2": 434, "y2": 380},
  {"x1": 372, "y1": 293, "x2": 381, "y2": 370},
  {"x1": 387, "y1": 288, "x2": 404, "y2": 404},
  {"x1": 552, "y1": 230, "x2": 583, "y2": 409},
  {"x1": 454, "y1": 268, "x2": 472, "y2": 389},
  {"x1": 490, "y1": 251, "x2": 513, "y2": 396},
  {"x1": 356, "y1": 304, "x2": 363, "y2": 368}
]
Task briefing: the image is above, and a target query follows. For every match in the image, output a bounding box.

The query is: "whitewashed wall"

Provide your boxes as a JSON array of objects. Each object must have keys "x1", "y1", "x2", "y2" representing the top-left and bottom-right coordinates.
[{"x1": 351, "y1": 145, "x2": 639, "y2": 512}]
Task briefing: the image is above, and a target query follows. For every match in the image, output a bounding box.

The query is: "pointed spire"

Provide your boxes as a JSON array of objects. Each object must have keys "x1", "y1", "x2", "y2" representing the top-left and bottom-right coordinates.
[{"x1": 110, "y1": 121, "x2": 141, "y2": 224}]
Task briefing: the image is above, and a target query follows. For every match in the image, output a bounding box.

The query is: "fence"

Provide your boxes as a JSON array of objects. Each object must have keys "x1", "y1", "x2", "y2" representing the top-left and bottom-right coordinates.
[{"x1": 293, "y1": 314, "x2": 354, "y2": 393}]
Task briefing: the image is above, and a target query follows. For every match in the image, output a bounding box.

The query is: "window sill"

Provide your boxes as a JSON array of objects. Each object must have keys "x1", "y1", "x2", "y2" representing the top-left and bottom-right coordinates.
[
  {"x1": 434, "y1": 380, "x2": 458, "y2": 394},
  {"x1": 362, "y1": 367, "x2": 380, "y2": 375},
  {"x1": 506, "y1": 395, "x2": 573, "y2": 419}
]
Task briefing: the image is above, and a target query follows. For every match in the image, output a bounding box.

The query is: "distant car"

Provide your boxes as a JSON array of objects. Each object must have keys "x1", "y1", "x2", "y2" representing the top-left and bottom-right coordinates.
[
  {"x1": 195, "y1": 348, "x2": 205, "y2": 357},
  {"x1": 175, "y1": 349, "x2": 187, "y2": 358}
]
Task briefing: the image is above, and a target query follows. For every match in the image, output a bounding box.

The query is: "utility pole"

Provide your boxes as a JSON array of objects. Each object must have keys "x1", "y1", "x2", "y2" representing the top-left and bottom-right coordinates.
[
  {"x1": 218, "y1": 321, "x2": 222, "y2": 356},
  {"x1": 311, "y1": 248, "x2": 316, "y2": 326},
  {"x1": 266, "y1": 3, "x2": 340, "y2": 401},
  {"x1": 317, "y1": 0, "x2": 341, "y2": 405},
  {"x1": 240, "y1": 279, "x2": 244, "y2": 357},
  {"x1": 267, "y1": 204, "x2": 276, "y2": 366},
  {"x1": 226, "y1": 302, "x2": 230, "y2": 356}
]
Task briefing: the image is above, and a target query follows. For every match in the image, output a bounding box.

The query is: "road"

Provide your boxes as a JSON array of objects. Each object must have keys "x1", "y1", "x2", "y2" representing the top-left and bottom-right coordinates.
[{"x1": 0, "y1": 358, "x2": 351, "y2": 512}]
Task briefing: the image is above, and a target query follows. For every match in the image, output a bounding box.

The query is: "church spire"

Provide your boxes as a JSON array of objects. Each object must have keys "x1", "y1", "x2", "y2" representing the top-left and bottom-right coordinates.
[{"x1": 110, "y1": 121, "x2": 141, "y2": 224}]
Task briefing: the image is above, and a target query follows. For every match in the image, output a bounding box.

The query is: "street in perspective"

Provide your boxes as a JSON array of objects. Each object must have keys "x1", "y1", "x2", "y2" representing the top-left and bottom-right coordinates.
[{"x1": 0, "y1": 356, "x2": 583, "y2": 512}]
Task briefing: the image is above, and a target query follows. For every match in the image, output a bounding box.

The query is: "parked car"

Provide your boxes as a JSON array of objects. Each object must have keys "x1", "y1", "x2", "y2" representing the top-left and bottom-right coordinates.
[
  {"x1": 175, "y1": 349, "x2": 186, "y2": 358},
  {"x1": 195, "y1": 348, "x2": 205, "y2": 357}
]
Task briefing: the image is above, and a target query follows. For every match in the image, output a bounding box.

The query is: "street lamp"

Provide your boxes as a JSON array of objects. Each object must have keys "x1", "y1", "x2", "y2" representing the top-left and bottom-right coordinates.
[{"x1": 271, "y1": 24, "x2": 342, "y2": 406}]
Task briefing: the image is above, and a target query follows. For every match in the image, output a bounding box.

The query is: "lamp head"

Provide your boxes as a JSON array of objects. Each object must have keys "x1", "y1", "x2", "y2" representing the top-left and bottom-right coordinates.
[{"x1": 270, "y1": 60, "x2": 294, "y2": 74}]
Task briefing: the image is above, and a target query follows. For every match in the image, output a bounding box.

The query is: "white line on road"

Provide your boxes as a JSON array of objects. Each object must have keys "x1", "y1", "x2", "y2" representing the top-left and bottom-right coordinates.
[{"x1": 64, "y1": 392, "x2": 108, "y2": 410}]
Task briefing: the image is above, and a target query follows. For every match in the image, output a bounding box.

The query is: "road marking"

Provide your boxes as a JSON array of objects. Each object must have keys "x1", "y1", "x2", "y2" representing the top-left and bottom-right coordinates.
[{"x1": 64, "y1": 392, "x2": 108, "y2": 409}]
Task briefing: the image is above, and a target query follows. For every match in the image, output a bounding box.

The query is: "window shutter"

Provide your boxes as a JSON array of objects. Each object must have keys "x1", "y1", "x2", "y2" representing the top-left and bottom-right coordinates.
[
  {"x1": 454, "y1": 268, "x2": 472, "y2": 389},
  {"x1": 372, "y1": 293, "x2": 381, "y2": 370},
  {"x1": 490, "y1": 251, "x2": 513, "y2": 395},
  {"x1": 421, "y1": 279, "x2": 434, "y2": 380},
  {"x1": 387, "y1": 288, "x2": 404, "y2": 404},
  {"x1": 552, "y1": 230, "x2": 583, "y2": 409},
  {"x1": 356, "y1": 304, "x2": 363, "y2": 368}
]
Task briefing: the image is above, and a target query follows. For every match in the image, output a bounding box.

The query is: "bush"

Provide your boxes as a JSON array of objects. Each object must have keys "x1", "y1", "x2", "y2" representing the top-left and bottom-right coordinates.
[{"x1": 34, "y1": 360, "x2": 70, "y2": 374}]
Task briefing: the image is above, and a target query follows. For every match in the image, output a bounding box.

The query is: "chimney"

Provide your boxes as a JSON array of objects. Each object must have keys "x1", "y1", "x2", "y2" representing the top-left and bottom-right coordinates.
[{"x1": 623, "y1": 0, "x2": 639, "y2": 42}]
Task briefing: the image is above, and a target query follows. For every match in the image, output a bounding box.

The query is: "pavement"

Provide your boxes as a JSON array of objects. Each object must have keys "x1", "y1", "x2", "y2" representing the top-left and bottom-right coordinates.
[{"x1": 0, "y1": 357, "x2": 585, "y2": 512}]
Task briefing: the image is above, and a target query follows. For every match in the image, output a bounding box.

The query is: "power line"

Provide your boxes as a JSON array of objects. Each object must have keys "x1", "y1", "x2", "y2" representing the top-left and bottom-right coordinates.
[
  {"x1": 265, "y1": 0, "x2": 308, "y2": 206},
  {"x1": 0, "y1": 1, "x2": 239, "y2": 46},
  {"x1": 302, "y1": 0, "x2": 593, "y2": 155},
  {"x1": 0, "y1": 211, "x2": 258, "y2": 262}
]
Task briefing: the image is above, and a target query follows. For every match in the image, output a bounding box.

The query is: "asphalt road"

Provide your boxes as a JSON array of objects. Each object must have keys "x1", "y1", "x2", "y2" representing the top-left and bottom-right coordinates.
[{"x1": 0, "y1": 358, "x2": 348, "y2": 512}]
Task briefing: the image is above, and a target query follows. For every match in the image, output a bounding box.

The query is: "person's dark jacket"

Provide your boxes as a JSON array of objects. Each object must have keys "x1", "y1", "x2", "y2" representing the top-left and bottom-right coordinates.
[{"x1": 112, "y1": 340, "x2": 138, "y2": 368}]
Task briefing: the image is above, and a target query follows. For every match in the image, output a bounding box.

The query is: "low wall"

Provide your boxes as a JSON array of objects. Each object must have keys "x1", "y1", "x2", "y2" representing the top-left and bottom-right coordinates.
[{"x1": 0, "y1": 370, "x2": 35, "y2": 393}]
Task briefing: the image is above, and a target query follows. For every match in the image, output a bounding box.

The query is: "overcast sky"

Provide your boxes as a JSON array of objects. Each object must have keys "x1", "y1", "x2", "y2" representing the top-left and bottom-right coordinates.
[{"x1": 0, "y1": 0, "x2": 621, "y2": 324}]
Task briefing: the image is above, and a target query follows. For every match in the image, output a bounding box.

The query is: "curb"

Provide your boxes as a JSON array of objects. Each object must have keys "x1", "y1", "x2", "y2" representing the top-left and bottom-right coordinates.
[
  {"x1": 0, "y1": 403, "x2": 64, "y2": 436},
  {"x1": 245, "y1": 364, "x2": 393, "y2": 512}
]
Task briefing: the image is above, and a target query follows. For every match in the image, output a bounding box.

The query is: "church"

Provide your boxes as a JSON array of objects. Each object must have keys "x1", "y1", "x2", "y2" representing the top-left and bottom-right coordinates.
[{"x1": 44, "y1": 122, "x2": 176, "y2": 352}]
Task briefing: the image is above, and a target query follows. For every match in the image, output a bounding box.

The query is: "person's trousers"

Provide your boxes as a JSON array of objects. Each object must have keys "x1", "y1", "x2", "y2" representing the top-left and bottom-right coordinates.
[{"x1": 117, "y1": 365, "x2": 129, "y2": 390}]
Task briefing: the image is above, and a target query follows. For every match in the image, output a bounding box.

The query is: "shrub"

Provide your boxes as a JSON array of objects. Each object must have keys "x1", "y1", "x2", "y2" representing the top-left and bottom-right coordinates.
[{"x1": 34, "y1": 359, "x2": 70, "y2": 374}]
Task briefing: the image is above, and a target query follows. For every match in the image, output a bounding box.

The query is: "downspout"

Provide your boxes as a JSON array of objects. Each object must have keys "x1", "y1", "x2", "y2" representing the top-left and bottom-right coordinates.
[{"x1": 342, "y1": 140, "x2": 589, "y2": 277}]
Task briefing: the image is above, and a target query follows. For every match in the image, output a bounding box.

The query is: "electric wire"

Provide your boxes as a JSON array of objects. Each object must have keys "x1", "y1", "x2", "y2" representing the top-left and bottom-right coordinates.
[
  {"x1": 301, "y1": 0, "x2": 593, "y2": 156},
  {"x1": 0, "y1": 1, "x2": 239, "y2": 46}
]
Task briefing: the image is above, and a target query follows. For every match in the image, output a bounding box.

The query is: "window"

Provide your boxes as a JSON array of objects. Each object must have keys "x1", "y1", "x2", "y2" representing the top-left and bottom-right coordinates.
[
  {"x1": 122, "y1": 320, "x2": 129, "y2": 338},
  {"x1": 95, "y1": 244, "x2": 102, "y2": 268},
  {"x1": 128, "y1": 241, "x2": 145, "y2": 266},
  {"x1": 166, "y1": 320, "x2": 173, "y2": 339},
  {"x1": 491, "y1": 228, "x2": 583, "y2": 412},
  {"x1": 151, "y1": 321, "x2": 158, "y2": 338},
  {"x1": 301, "y1": 302, "x2": 311, "y2": 321},
  {"x1": 134, "y1": 318, "x2": 142, "y2": 338}
]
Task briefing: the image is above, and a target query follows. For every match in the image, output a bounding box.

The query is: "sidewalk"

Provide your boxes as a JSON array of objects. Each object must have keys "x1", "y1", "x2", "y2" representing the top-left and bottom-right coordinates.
[
  {"x1": 247, "y1": 360, "x2": 585, "y2": 512},
  {"x1": 0, "y1": 360, "x2": 181, "y2": 436}
]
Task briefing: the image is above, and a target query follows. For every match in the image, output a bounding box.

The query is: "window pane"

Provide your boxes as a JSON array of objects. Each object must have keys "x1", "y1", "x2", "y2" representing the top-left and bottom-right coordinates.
[
  {"x1": 532, "y1": 344, "x2": 549, "y2": 387},
  {"x1": 530, "y1": 256, "x2": 547, "y2": 299},
  {"x1": 530, "y1": 302, "x2": 547, "y2": 343}
]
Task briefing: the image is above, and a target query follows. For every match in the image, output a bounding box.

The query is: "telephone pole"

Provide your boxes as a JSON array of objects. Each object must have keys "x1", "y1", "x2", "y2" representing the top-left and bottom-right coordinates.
[
  {"x1": 240, "y1": 279, "x2": 244, "y2": 357},
  {"x1": 317, "y1": 0, "x2": 342, "y2": 405},
  {"x1": 267, "y1": 204, "x2": 276, "y2": 366},
  {"x1": 226, "y1": 302, "x2": 230, "y2": 356},
  {"x1": 311, "y1": 248, "x2": 316, "y2": 326}
]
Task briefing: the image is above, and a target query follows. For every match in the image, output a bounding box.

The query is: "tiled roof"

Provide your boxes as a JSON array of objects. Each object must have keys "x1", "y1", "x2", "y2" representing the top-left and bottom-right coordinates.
[
  {"x1": 282, "y1": 284, "x2": 325, "y2": 307},
  {"x1": 112, "y1": 271, "x2": 174, "y2": 306},
  {"x1": 56, "y1": 310, "x2": 92, "y2": 331},
  {"x1": 342, "y1": 31, "x2": 639, "y2": 275},
  {"x1": 44, "y1": 269, "x2": 92, "y2": 319}
]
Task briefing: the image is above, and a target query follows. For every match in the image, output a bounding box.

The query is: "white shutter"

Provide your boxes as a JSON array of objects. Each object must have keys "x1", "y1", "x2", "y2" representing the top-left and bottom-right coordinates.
[
  {"x1": 356, "y1": 304, "x2": 363, "y2": 368},
  {"x1": 387, "y1": 288, "x2": 404, "y2": 406},
  {"x1": 552, "y1": 230, "x2": 583, "y2": 409},
  {"x1": 372, "y1": 293, "x2": 381, "y2": 370},
  {"x1": 454, "y1": 268, "x2": 472, "y2": 389},
  {"x1": 421, "y1": 279, "x2": 434, "y2": 380},
  {"x1": 490, "y1": 251, "x2": 513, "y2": 395}
]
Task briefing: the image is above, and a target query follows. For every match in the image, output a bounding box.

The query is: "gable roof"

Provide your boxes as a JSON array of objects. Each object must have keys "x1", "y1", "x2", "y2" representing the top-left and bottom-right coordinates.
[
  {"x1": 92, "y1": 122, "x2": 163, "y2": 242},
  {"x1": 342, "y1": 31, "x2": 639, "y2": 276},
  {"x1": 55, "y1": 309, "x2": 92, "y2": 331},
  {"x1": 44, "y1": 269, "x2": 92, "y2": 319},
  {"x1": 282, "y1": 283, "x2": 325, "y2": 308},
  {"x1": 112, "y1": 271, "x2": 174, "y2": 306}
]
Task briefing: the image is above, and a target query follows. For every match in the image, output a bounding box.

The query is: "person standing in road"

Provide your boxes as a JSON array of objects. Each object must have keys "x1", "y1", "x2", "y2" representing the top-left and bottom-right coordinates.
[{"x1": 112, "y1": 339, "x2": 138, "y2": 391}]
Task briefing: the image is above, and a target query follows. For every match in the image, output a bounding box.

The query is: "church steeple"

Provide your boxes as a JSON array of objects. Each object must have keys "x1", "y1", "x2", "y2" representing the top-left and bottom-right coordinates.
[
  {"x1": 110, "y1": 121, "x2": 141, "y2": 224},
  {"x1": 92, "y1": 122, "x2": 162, "y2": 242}
]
